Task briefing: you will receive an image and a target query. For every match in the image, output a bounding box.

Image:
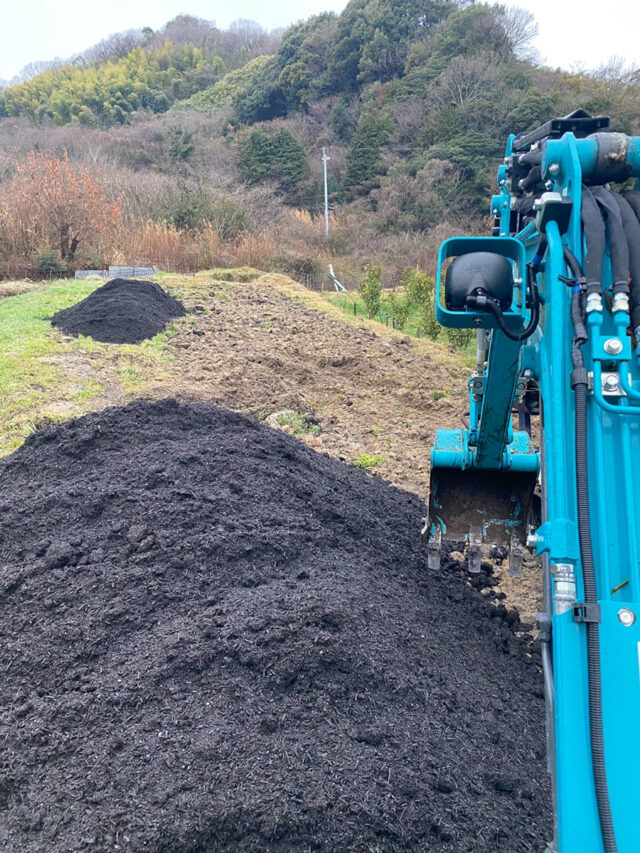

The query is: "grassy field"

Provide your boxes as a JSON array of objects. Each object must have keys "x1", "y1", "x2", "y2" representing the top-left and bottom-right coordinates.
[
  {"x1": 0, "y1": 270, "x2": 473, "y2": 458},
  {"x1": 0, "y1": 277, "x2": 178, "y2": 454}
]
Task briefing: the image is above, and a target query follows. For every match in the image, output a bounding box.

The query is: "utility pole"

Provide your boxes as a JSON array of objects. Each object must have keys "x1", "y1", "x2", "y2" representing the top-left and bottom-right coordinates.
[{"x1": 322, "y1": 147, "x2": 330, "y2": 237}]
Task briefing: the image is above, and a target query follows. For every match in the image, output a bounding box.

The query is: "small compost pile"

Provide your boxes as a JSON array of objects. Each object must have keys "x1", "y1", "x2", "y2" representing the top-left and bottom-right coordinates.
[
  {"x1": 0, "y1": 400, "x2": 550, "y2": 852},
  {"x1": 51, "y1": 278, "x2": 186, "y2": 343}
]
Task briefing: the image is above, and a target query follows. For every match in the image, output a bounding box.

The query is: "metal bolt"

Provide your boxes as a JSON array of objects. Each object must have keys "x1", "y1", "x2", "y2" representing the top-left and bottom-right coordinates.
[
  {"x1": 526, "y1": 533, "x2": 539, "y2": 549},
  {"x1": 524, "y1": 369, "x2": 532, "y2": 378},
  {"x1": 548, "y1": 163, "x2": 560, "y2": 176},
  {"x1": 604, "y1": 374, "x2": 620, "y2": 392},
  {"x1": 618, "y1": 607, "x2": 636, "y2": 627},
  {"x1": 604, "y1": 338, "x2": 623, "y2": 355}
]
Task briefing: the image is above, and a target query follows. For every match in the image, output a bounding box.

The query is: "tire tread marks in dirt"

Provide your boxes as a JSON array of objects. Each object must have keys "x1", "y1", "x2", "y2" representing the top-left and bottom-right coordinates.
[
  {"x1": 50, "y1": 278, "x2": 186, "y2": 343},
  {"x1": 0, "y1": 399, "x2": 550, "y2": 852}
]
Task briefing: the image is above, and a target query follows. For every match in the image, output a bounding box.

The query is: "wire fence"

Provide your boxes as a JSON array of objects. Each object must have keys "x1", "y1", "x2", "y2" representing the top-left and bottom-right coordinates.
[
  {"x1": 294, "y1": 271, "x2": 404, "y2": 292},
  {"x1": 2, "y1": 261, "x2": 406, "y2": 291},
  {"x1": 1, "y1": 258, "x2": 202, "y2": 281}
]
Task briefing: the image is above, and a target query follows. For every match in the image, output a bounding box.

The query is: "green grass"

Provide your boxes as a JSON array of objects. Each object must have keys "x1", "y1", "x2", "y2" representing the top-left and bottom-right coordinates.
[
  {"x1": 355, "y1": 453, "x2": 383, "y2": 469},
  {"x1": 276, "y1": 411, "x2": 320, "y2": 436},
  {"x1": 0, "y1": 278, "x2": 177, "y2": 454},
  {"x1": 327, "y1": 292, "x2": 423, "y2": 335}
]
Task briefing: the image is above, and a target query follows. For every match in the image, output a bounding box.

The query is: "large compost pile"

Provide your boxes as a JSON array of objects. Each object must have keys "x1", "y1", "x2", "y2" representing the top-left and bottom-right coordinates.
[
  {"x1": 0, "y1": 400, "x2": 550, "y2": 852},
  {"x1": 51, "y1": 278, "x2": 186, "y2": 343}
]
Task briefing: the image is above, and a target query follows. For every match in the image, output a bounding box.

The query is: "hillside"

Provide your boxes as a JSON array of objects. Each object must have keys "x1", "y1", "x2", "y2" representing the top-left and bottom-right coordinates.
[{"x1": 0, "y1": 1, "x2": 638, "y2": 282}]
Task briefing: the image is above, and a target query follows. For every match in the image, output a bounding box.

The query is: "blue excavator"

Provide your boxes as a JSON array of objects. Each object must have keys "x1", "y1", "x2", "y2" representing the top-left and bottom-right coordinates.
[{"x1": 424, "y1": 110, "x2": 640, "y2": 852}]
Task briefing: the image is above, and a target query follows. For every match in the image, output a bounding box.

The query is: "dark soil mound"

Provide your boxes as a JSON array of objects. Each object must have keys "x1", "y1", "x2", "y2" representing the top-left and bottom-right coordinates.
[
  {"x1": 0, "y1": 400, "x2": 550, "y2": 852},
  {"x1": 51, "y1": 278, "x2": 186, "y2": 343}
]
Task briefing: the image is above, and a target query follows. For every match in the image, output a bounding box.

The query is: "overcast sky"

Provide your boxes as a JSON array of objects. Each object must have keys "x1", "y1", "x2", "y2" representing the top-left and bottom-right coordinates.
[{"x1": 0, "y1": 0, "x2": 636, "y2": 82}]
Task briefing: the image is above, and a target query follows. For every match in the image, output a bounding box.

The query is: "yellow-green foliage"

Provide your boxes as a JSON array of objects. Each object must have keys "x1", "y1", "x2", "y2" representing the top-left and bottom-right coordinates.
[
  {"x1": 355, "y1": 453, "x2": 383, "y2": 469},
  {"x1": 175, "y1": 55, "x2": 274, "y2": 113},
  {"x1": 0, "y1": 43, "x2": 225, "y2": 126}
]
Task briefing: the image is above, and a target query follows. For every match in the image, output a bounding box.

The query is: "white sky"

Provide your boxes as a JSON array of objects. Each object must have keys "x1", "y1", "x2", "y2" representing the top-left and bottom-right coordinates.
[{"x1": 0, "y1": 0, "x2": 637, "y2": 82}]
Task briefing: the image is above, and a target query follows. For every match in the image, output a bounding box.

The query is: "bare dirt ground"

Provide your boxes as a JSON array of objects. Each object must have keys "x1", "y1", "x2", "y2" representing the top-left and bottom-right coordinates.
[{"x1": 10, "y1": 271, "x2": 543, "y2": 624}]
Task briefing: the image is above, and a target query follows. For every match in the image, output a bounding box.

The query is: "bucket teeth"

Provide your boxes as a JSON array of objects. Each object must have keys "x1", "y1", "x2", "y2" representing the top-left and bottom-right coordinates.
[
  {"x1": 468, "y1": 525, "x2": 483, "y2": 573},
  {"x1": 508, "y1": 536, "x2": 523, "y2": 577},
  {"x1": 427, "y1": 527, "x2": 442, "y2": 571}
]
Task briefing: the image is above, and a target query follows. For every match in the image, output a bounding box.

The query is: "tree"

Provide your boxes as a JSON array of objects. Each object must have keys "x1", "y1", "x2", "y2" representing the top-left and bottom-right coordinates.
[
  {"x1": 228, "y1": 19, "x2": 268, "y2": 53},
  {"x1": 239, "y1": 130, "x2": 307, "y2": 193},
  {"x1": 498, "y1": 7, "x2": 539, "y2": 63},
  {"x1": 508, "y1": 88, "x2": 556, "y2": 135},
  {"x1": 330, "y1": 98, "x2": 357, "y2": 142},
  {"x1": 0, "y1": 152, "x2": 122, "y2": 267},
  {"x1": 328, "y1": 0, "x2": 454, "y2": 91},
  {"x1": 359, "y1": 265, "x2": 383, "y2": 318},
  {"x1": 344, "y1": 107, "x2": 393, "y2": 190},
  {"x1": 167, "y1": 126, "x2": 196, "y2": 164}
]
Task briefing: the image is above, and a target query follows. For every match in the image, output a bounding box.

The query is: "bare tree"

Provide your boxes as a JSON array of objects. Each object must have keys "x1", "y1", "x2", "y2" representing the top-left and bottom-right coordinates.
[
  {"x1": 157, "y1": 15, "x2": 218, "y2": 47},
  {"x1": 228, "y1": 19, "x2": 267, "y2": 52},
  {"x1": 429, "y1": 54, "x2": 502, "y2": 111},
  {"x1": 498, "y1": 6, "x2": 539, "y2": 63},
  {"x1": 82, "y1": 30, "x2": 145, "y2": 64},
  {"x1": 592, "y1": 55, "x2": 639, "y2": 99},
  {"x1": 13, "y1": 58, "x2": 64, "y2": 84}
]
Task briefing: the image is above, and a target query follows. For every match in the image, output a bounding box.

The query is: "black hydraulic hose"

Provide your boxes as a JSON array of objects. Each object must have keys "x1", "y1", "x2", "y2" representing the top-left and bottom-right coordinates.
[
  {"x1": 520, "y1": 165, "x2": 542, "y2": 192},
  {"x1": 622, "y1": 190, "x2": 640, "y2": 328},
  {"x1": 621, "y1": 189, "x2": 640, "y2": 222},
  {"x1": 563, "y1": 245, "x2": 584, "y2": 281},
  {"x1": 574, "y1": 382, "x2": 618, "y2": 853},
  {"x1": 517, "y1": 149, "x2": 543, "y2": 167},
  {"x1": 581, "y1": 187, "x2": 606, "y2": 297},
  {"x1": 482, "y1": 294, "x2": 539, "y2": 341},
  {"x1": 591, "y1": 186, "x2": 630, "y2": 298},
  {"x1": 566, "y1": 244, "x2": 618, "y2": 853},
  {"x1": 611, "y1": 192, "x2": 640, "y2": 331},
  {"x1": 467, "y1": 263, "x2": 540, "y2": 341}
]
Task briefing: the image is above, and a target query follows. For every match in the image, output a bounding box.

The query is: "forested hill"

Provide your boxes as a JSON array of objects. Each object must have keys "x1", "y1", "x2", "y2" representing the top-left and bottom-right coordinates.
[
  {"x1": 0, "y1": 17, "x2": 279, "y2": 126},
  {"x1": 0, "y1": 1, "x2": 638, "y2": 282},
  {"x1": 2, "y1": 2, "x2": 638, "y2": 215}
]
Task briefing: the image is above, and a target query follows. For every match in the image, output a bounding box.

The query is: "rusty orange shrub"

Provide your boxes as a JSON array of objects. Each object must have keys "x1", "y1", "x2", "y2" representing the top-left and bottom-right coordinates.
[{"x1": 0, "y1": 151, "x2": 123, "y2": 274}]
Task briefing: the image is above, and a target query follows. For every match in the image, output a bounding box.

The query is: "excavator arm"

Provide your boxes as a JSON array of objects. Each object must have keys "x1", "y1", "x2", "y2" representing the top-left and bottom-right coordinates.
[{"x1": 426, "y1": 110, "x2": 640, "y2": 853}]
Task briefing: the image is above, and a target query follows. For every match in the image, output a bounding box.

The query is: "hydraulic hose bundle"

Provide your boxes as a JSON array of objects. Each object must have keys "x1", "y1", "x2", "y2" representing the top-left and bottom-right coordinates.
[
  {"x1": 619, "y1": 191, "x2": 640, "y2": 336},
  {"x1": 564, "y1": 243, "x2": 617, "y2": 852},
  {"x1": 562, "y1": 173, "x2": 640, "y2": 851}
]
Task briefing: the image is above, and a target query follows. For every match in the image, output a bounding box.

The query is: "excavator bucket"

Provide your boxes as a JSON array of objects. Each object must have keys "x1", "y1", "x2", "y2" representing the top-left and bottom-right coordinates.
[{"x1": 424, "y1": 465, "x2": 537, "y2": 575}]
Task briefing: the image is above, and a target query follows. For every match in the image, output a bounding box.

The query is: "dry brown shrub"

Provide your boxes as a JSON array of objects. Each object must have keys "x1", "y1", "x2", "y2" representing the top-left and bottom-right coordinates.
[
  {"x1": 116, "y1": 220, "x2": 184, "y2": 268},
  {"x1": 231, "y1": 232, "x2": 277, "y2": 269},
  {"x1": 0, "y1": 151, "x2": 123, "y2": 275}
]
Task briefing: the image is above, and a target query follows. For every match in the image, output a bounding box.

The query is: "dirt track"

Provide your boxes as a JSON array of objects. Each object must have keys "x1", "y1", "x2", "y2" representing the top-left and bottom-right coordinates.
[{"x1": 16, "y1": 271, "x2": 542, "y2": 621}]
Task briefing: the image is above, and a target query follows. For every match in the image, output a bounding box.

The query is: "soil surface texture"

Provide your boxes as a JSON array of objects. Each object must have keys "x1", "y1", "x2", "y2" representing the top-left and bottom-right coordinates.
[
  {"x1": 50, "y1": 278, "x2": 186, "y2": 343},
  {"x1": 0, "y1": 399, "x2": 550, "y2": 852}
]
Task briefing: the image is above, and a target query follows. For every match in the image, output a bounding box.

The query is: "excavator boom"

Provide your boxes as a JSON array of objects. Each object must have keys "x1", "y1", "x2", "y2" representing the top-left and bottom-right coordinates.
[{"x1": 426, "y1": 111, "x2": 640, "y2": 852}]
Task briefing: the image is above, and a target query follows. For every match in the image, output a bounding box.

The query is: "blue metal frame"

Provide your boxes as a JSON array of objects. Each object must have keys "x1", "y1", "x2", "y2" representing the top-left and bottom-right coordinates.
[{"x1": 429, "y1": 131, "x2": 640, "y2": 851}]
